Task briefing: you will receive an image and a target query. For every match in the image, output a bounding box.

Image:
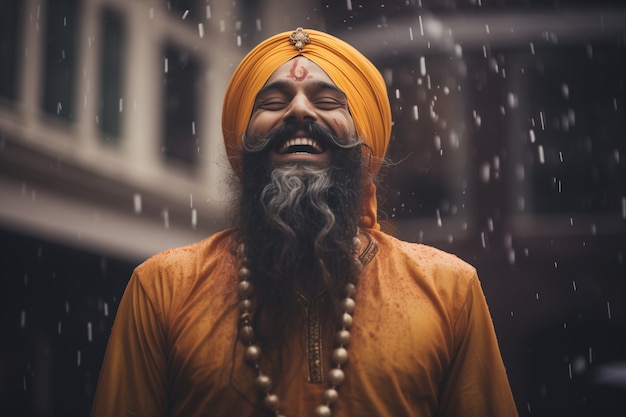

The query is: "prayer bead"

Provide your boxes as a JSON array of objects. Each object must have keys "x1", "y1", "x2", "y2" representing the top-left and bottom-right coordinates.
[
  {"x1": 328, "y1": 368, "x2": 345, "y2": 386},
  {"x1": 238, "y1": 267, "x2": 251, "y2": 280},
  {"x1": 336, "y1": 329, "x2": 351, "y2": 346},
  {"x1": 341, "y1": 297, "x2": 355, "y2": 314},
  {"x1": 345, "y1": 283, "x2": 356, "y2": 298},
  {"x1": 314, "y1": 405, "x2": 332, "y2": 417},
  {"x1": 240, "y1": 325, "x2": 254, "y2": 343},
  {"x1": 331, "y1": 347, "x2": 348, "y2": 365},
  {"x1": 239, "y1": 299, "x2": 252, "y2": 313},
  {"x1": 244, "y1": 345, "x2": 261, "y2": 362},
  {"x1": 341, "y1": 312, "x2": 353, "y2": 329},
  {"x1": 238, "y1": 280, "x2": 254, "y2": 298},
  {"x1": 263, "y1": 394, "x2": 280, "y2": 411},
  {"x1": 323, "y1": 388, "x2": 339, "y2": 404},
  {"x1": 255, "y1": 374, "x2": 272, "y2": 392}
]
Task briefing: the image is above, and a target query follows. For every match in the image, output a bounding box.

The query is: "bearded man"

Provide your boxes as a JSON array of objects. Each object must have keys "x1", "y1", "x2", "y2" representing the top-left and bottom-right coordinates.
[{"x1": 90, "y1": 29, "x2": 518, "y2": 417}]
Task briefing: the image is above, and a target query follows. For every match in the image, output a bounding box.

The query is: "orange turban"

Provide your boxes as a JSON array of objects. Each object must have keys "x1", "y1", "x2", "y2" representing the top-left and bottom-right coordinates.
[{"x1": 222, "y1": 28, "x2": 392, "y2": 229}]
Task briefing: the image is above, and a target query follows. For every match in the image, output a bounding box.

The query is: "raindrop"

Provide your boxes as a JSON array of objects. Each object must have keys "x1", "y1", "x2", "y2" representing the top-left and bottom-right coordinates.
[
  {"x1": 206, "y1": 6, "x2": 211, "y2": 19},
  {"x1": 20, "y1": 310, "x2": 26, "y2": 328},
  {"x1": 561, "y1": 83, "x2": 569, "y2": 99},
  {"x1": 573, "y1": 281, "x2": 577, "y2": 291},
  {"x1": 412, "y1": 105, "x2": 419, "y2": 121},
  {"x1": 479, "y1": 162, "x2": 490, "y2": 183},
  {"x1": 537, "y1": 145, "x2": 545, "y2": 164},
  {"x1": 163, "y1": 208, "x2": 170, "y2": 229},
  {"x1": 507, "y1": 249, "x2": 515, "y2": 265},
  {"x1": 87, "y1": 322, "x2": 93, "y2": 342},
  {"x1": 473, "y1": 110, "x2": 481, "y2": 127},
  {"x1": 346, "y1": 0, "x2": 352, "y2": 11},
  {"x1": 191, "y1": 208, "x2": 197, "y2": 229},
  {"x1": 104, "y1": 302, "x2": 109, "y2": 317},
  {"x1": 182, "y1": 10, "x2": 189, "y2": 20},
  {"x1": 529, "y1": 129, "x2": 536, "y2": 143},
  {"x1": 419, "y1": 56, "x2": 426, "y2": 76},
  {"x1": 77, "y1": 350, "x2": 82, "y2": 367},
  {"x1": 607, "y1": 301, "x2": 612, "y2": 319},
  {"x1": 191, "y1": 121, "x2": 196, "y2": 135},
  {"x1": 58, "y1": 321, "x2": 62, "y2": 334},
  {"x1": 133, "y1": 193, "x2": 142, "y2": 214},
  {"x1": 539, "y1": 111, "x2": 545, "y2": 130},
  {"x1": 454, "y1": 44, "x2": 462, "y2": 57},
  {"x1": 621, "y1": 197, "x2": 625, "y2": 219},
  {"x1": 198, "y1": 23, "x2": 204, "y2": 38},
  {"x1": 418, "y1": 15, "x2": 424, "y2": 36},
  {"x1": 119, "y1": 98, "x2": 123, "y2": 113},
  {"x1": 507, "y1": 93, "x2": 518, "y2": 109},
  {"x1": 56, "y1": 102, "x2": 62, "y2": 114},
  {"x1": 164, "y1": 58, "x2": 169, "y2": 73},
  {"x1": 435, "y1": 209, "x2": 442, "y2": 227}
]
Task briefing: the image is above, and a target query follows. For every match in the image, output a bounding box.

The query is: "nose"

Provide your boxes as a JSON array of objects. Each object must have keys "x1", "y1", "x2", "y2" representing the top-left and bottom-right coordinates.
[{"x1": 283, "y1": 93, "x2": 317, "y2": 124}]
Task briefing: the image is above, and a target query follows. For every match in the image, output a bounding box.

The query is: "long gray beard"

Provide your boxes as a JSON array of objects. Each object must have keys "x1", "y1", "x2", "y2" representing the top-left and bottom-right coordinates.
[
  {"x1": 235, "y1": 147, "x2": 364, "y2": 353},
  {"x1": 260, "y1": 164, "x2": 336, "y2": 260}
]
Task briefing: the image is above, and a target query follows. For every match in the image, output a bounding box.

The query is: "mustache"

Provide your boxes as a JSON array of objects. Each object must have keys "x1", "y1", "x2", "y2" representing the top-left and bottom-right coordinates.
[{"x1": 242, "y1": 122, "x2": 361, "y2": 153}]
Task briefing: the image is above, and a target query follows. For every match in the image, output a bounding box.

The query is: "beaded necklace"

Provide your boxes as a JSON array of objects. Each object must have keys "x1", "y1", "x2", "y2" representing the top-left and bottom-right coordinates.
[{"x1": 236, "y1": 236, "x2": 362, "y2": 417}]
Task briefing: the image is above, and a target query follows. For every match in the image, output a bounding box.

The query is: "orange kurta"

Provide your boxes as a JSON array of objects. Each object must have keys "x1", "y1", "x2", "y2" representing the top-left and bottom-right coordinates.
[{"x1": 90, "y1": 228, "x2": 518, "y2": 417}]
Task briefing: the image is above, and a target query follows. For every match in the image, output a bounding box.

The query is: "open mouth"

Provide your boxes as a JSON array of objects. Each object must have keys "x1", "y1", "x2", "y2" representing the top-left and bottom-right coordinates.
[{"x1": 276, "y1": 138, "x2": 324, "y2": 155}]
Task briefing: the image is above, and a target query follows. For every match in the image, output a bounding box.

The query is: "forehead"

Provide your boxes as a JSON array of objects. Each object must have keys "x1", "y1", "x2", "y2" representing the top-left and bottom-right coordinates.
[{"x1": 264, "y1": 57, "x2": 336, "y2": 85}]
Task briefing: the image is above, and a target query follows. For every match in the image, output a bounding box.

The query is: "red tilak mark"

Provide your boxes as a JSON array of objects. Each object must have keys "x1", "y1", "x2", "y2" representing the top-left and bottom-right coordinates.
[{"x1": 288, "y1": 59, "x2": 309, "y2": 82}]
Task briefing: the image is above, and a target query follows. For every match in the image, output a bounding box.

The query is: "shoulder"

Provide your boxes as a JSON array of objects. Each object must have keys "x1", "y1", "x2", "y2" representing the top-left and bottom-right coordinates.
[
  {"x1": 365, "y1": 230, "x2": 479, "y2": 307},
  {"x1": 369, "y1": 229, "x2": 476, "y2": 277},
  {"x1": 137, "y1": 228, "x2": 237, "y2": 273},
  {"x1": 131, "y1": 228, "x2": 238, "y2": 300}
]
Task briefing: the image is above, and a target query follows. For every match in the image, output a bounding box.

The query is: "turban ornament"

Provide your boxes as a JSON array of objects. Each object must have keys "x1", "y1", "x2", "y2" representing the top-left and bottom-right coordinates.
[{"x1": 222, "y1": 28, "x2": 392, "y2": 229}]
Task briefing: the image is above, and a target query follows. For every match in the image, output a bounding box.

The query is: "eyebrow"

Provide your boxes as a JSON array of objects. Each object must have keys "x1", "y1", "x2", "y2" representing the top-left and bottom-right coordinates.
[{"x1": 254, "y1": 80, "x2": 347, "y2": 99}]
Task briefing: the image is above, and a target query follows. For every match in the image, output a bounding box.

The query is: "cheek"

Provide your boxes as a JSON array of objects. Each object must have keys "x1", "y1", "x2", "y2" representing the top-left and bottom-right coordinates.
[
  {"x1": 330, "y1": 115, "x2": 356, "y2": 136},
  {"x1": 248, "y1": 113, "x2": 277, "y2": 134}
]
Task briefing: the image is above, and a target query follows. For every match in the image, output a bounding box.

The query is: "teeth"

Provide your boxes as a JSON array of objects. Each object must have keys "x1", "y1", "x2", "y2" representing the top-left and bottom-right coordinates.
[{"x1": 279, "y1": 138, "x2": 322, "y2": 153}]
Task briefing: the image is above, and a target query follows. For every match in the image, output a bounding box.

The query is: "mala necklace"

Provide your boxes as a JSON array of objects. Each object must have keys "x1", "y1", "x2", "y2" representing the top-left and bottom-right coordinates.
[{"x1": 236, "y1": 236, "x2": 362, "y2": 417}]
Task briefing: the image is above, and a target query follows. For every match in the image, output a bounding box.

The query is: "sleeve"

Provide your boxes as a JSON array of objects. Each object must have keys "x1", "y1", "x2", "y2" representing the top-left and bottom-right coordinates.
[
  {"x1": 90, "y1": 271, "x2": 169, "y2": 417},
  {"x1": 437, "y1": 275, "x2": 519, "y2": 417}
]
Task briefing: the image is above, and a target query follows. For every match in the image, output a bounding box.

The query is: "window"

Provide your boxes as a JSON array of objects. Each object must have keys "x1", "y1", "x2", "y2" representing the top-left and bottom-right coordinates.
[
  {"x1": 162, "y1": 44, "x2": 201, "y2": 168},
  {"x1": 42, "y1": 0, "x2": 79, "y2": 121},
  {"x1": 97, "y1": 8, "x2": 125, "y2": 141},
  {"x1": 512, "y1": 43, "x2": 626, "y2": 215},
  {"x1": 0, "y1": 0, "x2": 21, "y2": 102},
  {"x1": 382, "y1": 54, "x2": 470, "y2": 224}
]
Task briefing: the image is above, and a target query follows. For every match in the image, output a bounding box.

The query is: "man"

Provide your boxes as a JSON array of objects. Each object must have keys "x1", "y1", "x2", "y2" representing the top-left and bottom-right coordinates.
[{"x1": 91, "y1": 28, "x2": 518, "y2": 417}]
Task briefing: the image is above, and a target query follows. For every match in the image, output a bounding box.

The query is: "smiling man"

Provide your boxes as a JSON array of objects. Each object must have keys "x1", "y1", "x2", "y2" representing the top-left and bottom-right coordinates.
[{"x1": 91, "y1": 29, "x2": 518, "y2": 417}]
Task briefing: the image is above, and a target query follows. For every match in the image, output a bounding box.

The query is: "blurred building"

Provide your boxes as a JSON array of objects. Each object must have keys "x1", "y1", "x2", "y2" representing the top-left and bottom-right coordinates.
[{"x1": 1, "y1": 0, "x2": 625, "y2": 416}]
